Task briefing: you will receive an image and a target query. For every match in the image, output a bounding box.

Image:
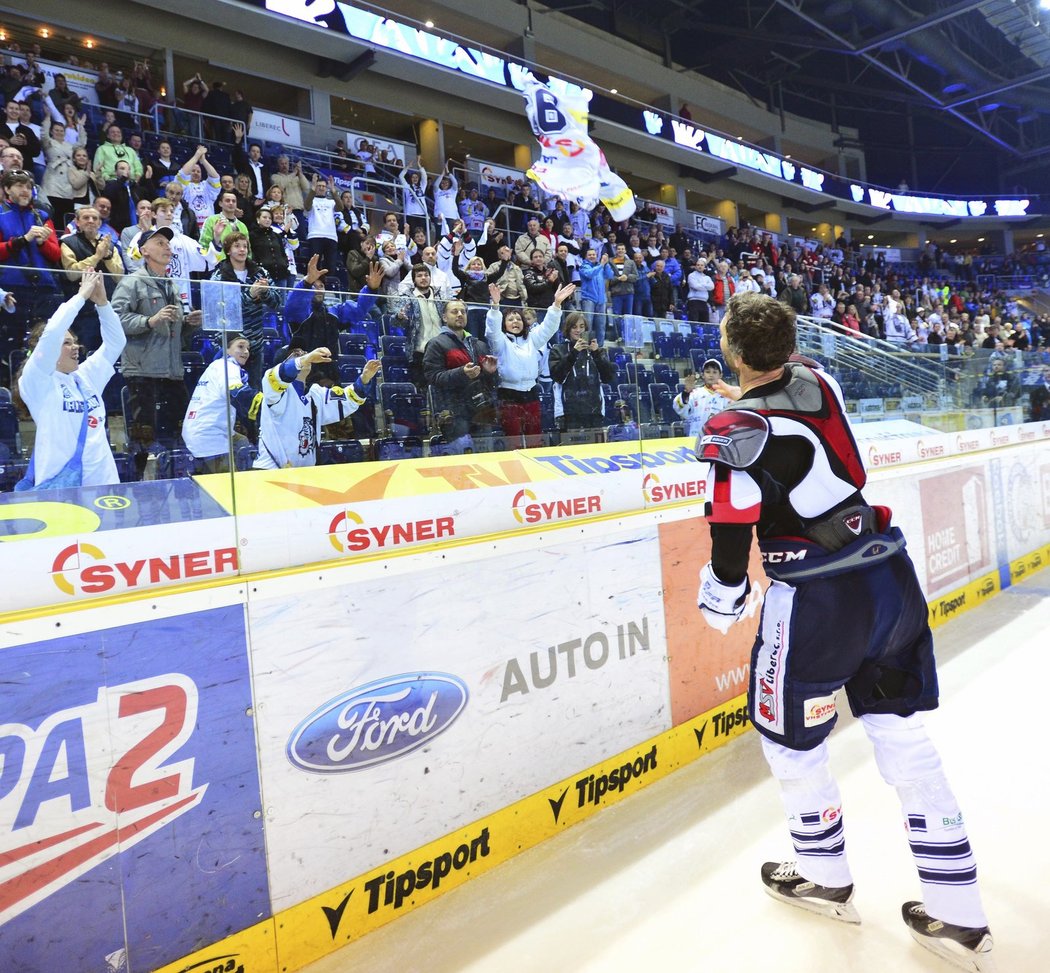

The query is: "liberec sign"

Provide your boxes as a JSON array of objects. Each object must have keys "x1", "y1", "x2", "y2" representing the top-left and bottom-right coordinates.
[{"x1": 244, "y1": 0, "x2": 1039, "y2": 219}]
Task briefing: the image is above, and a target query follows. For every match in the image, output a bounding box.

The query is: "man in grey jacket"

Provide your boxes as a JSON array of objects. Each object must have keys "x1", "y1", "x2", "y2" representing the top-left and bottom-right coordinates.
[{"x1": 111, "y1": 226, "x2": 202, "y2": 477}]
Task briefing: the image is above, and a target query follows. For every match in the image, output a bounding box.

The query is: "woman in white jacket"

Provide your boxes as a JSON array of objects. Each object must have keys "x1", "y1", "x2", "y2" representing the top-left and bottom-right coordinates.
[
  {"x1": 485, "y1": 280, "x2": 575, "y2": 445},
  {"x1": 14, "y1": 271, "x2": 126, "y2": 490},
  {"x1": 399, "y1": 157, "x2": 429, "y2": 236},
  {"x1": 41, "y1": 117, "x2": 88, "y2": 229},
  {"x1": 431, "y1": 166, "x2": 459, "y2": 232}
]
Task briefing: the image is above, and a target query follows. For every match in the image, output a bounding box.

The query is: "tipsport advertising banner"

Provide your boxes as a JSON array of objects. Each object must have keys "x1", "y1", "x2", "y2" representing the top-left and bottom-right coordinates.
[
  {"x1": 0, "y1": 602, "x2": 269, "y2": 973},
  {"x1": 246, "y1": 526, "x2": 670, "y2": 909}
]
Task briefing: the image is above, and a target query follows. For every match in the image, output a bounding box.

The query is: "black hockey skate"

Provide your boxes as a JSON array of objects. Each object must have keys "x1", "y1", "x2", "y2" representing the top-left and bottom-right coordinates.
[
  {"x1": 901, "y1": 901, "x2": 996, "y2": 972},
  {"x1": 760, "y1": 861, "x2": 860, "y2": 923}
]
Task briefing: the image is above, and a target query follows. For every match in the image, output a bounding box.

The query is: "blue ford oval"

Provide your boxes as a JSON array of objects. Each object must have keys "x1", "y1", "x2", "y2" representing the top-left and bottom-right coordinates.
[{"x1": 286, "y1": 672, "x2": 469, "y2": 773}]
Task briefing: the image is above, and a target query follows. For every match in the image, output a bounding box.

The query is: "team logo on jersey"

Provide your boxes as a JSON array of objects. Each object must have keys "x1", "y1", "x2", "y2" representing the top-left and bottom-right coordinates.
[
  {"x1": 297, "y1": 417, "x2": 315, "y2": 457},
  {"x1": 0, "y1": 674, "x2": 207, "y2": 925}
]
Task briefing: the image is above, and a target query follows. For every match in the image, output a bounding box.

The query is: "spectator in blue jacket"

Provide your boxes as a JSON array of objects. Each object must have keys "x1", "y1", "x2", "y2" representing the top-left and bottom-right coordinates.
[
  {"x1": 633, "y1": 250, "x2": 653, "y2": 318},
  {"x1": 660, "y1": 246, "x2": 682, "y2": 289},
  {"x1": 578, "y1": 248, "x2": 614, "y2": 346}
]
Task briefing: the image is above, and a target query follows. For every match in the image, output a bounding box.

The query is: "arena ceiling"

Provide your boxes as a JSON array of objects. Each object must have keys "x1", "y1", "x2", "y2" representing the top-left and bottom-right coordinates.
[{"x1": 539, "y1": 0, "x2": 1050, "y2": 193}]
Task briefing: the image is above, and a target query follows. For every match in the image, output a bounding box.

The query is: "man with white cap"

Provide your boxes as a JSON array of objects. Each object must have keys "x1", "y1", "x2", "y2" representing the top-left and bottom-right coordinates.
[{"x1": 112, "y1": 225, "x2": 203, "y2": 477}]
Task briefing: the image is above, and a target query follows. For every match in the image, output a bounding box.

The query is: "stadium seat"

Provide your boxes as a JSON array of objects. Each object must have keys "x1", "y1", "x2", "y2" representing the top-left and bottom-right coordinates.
[
  {"x1": 653, "y1": 362, "x2": 678, "y2": 386},
  {"x1": 652, "y1": 333, "x2": 675, "y2": 361},
  {"x1": 617, "y1": 383, "x2": 645, "y2": 423},
  {"x1": 649, "y1": 383, "x2": 678, "y2": 424},
  {"x1": 380, "y1": 382, "x2": 427, "y2": 437},
  {"x1": 339, "y1": 333, "x2": 370, "y2": 357},
  {"x1": 182, "y1": 351, "x2": 206, "y2": 392},
  {"x1": 0, "y1": 401, "x2": 20, "y2": 454},
  {"x1": 154, "y1": 448, "x2": 196, "y2": 480},
  {"x1": 380, "y1": 335, "x2": 409, "y2": 364},
  {"x1": 374, "y1": 436, "x2": 423, "y2": 461},
  {"x1": 338, "y1": 356, "x2": 366, "y2": 385},
  {"x1": 318, "y1": 439, "x2": 365, "y2": 465},
  {"x1": 600, "y1": 383, "x2": 618, "y2": 423}
]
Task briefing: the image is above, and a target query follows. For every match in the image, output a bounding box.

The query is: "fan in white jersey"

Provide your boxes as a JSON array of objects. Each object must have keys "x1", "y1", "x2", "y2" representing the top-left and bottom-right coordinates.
[
  {"x1": 673, "y1": 358, "x2": 732, "y2": 437},
  {"x1": 15, "y1": 271, "x2": 126, "y2": 489},
  {"x1": 182, "y1": 335, "x2": 262, "y2": 473},
  {"x1": 431, "y1": 167, "x2": 459, "y2": 227},
  {"x1": 254, "y1": 347, "x2": 381, "y2": 470},
  {"x1": 175, "y1": 144, "x2": 222, "y2": 231}
]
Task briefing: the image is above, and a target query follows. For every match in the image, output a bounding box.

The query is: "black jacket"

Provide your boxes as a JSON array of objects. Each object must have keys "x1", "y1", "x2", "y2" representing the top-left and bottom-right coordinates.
[{"x1": 549, "y1": 342, "x2": 616, "y2": 429}]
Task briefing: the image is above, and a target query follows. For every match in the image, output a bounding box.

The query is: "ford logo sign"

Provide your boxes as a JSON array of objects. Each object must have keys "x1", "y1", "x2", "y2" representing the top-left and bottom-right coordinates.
[{"x1": 286, "y1": 672, "x2": 468, "y2": 773}]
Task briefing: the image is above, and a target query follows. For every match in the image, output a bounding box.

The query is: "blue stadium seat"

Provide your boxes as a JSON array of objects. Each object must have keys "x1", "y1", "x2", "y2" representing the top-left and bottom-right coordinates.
[
  {"x1": 538, "y1": 383, "x2": 556, "y2": 432},
  {"x1": 0, "y1": 401, "x2": 19, "y2": 454},
  {"x1": 382, "y1": 364, "x2": 409, "y2": 384},
  {"x1": 617, "y1": 384, "x2": 645, "y2": 423},
  {"x1": 102, "y1": 368, "x2": 126, "y2": 416},
  {"x1": 649, "y1": 383, "x2": 678, "y2": 424},
  {"x1": 600, "y1": 383, "x2": 618, "y2": 423},
  {"x1": 338, "y1": 355, "x2": 366, "y2": 385},
  {"x1": 154, "y1": 448, "x2": 195, "y2": 480},
  {"x1": 380, "y1": 335, "x2": 409, "y2": 362},
  {"x1": 182, "y1": 351, "x2": 205, "y2": 392},
  {"x1": 652, "y1": 332, "x2": 675, "y2": 361},
  {"x1": 653, "y1": 362, "x2": 678, "y2": 386},
  {"x1": 374, "y1": 436, "x2": 423, "y2": 461},
  {"x1": 318, "y1": 439, "x2": 365, "y2": 465},
  {"x1": 339, "y1": 333, "x2": 370, "y2": 357},
  {"x1": 380, "y1": 382, "x2": 426, "y2": 437}
]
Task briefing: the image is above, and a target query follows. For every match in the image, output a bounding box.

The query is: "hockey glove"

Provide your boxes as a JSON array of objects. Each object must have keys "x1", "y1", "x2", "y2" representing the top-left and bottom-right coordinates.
[{"x1": 698, "y1": 562, "x2": 750, "y2": 634}]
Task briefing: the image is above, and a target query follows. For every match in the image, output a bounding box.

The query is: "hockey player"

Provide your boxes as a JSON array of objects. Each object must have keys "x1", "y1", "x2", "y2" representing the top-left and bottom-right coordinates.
[
  {"x1": 254, "y1": 347, "x2": 380, "y2": 470},
  {"x1": 182, "y1": 334, "x2": 261, "y2": 473},
  {"x1": 695, "y1": 292, "x2": 993, "y2": 972},
  {"x1": 672, "y1": 358, "x2": 731, "y2": 437}
]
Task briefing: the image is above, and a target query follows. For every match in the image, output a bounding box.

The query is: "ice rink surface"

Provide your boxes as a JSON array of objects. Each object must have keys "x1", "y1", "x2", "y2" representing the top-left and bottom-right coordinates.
[{"x1": 304, "y1": 574, "x2": 1050, "y2": 973}]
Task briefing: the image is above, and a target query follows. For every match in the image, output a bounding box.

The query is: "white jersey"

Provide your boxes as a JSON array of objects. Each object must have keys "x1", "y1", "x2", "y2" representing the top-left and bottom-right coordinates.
[
  {"x1": 432, "y1": 172, "x2": 459, "y2": 222},
  {"x1": 810, "y1": 292, "x2": 834, "y2": 319},
  {"x1": 673, "y1": 385, "x2": 731, "y2": 437},
  {"x1": 18, "y1": 295, "x2": 126, "y2": 487},
  {"x1": 177, "y1": 173, "x2": 222, "y2": 229},
  {"x1": 306, "y1": 196, "x2": 342, "y2": 241},
  {"x1": 399, "y1": 167, "x2": 429, "y2": 218},
  {"x1": 182, "y1": 356, "x2": 252, "y2": 459},
  {"x1": 254, "y1": 362, "x2": 367, "y2": 469}
]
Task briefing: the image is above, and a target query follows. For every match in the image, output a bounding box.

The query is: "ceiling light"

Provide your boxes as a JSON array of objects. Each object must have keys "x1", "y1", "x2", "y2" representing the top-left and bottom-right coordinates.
[
  {"x1": 610, "y1": 88, "x2": 618, "y2": 94},
  {"x1": 40, "y1": 27, "x2": 50, "y2": 38},
  {"x1": 950, "y1": 238, "x2": 958, "y2": 243},
  {"x1": 425, "y1": 19, "x2": 434, "y2": 28},
  {"x1": 85, "y1": 39, "x2": 94, "y2": 48},
  {"x1": 867, "y1": 234, "x2": 874, "y2": 240},
  {"x1": 978, "y1": 237, "x2": 985, "y2": 242}
]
